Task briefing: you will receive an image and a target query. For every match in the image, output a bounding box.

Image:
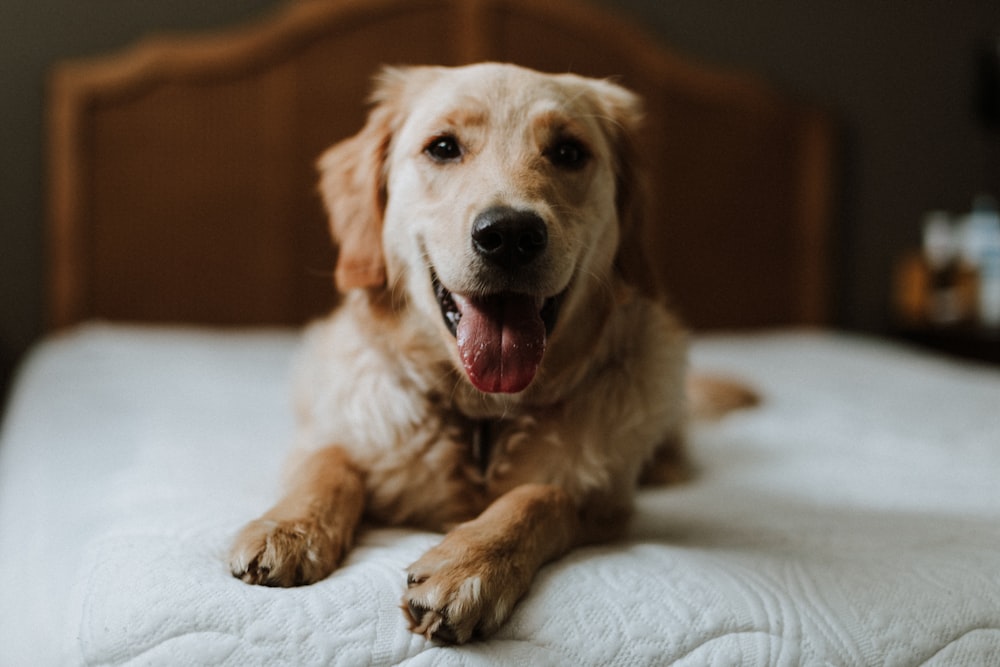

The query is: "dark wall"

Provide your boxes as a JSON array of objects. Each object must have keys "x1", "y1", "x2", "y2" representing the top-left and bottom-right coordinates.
[
  {"x1": 2, "y1": 0, "x2": 999, "y2": 402},
  {"x1": 0, "y1": 0, "x2": 278, "y2": 404},
  {"x1": 613, "y1": 0, "x2": 1000, "y2": 330}
]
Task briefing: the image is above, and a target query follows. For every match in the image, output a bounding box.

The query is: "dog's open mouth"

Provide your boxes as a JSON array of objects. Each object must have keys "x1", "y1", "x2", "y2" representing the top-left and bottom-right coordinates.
[{"x1": 433, "y1": 273, "x2": 563, "y2": 394}]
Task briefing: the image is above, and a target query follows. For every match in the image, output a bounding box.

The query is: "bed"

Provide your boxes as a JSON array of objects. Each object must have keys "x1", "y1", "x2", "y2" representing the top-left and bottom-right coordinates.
[{"x1": 2, "y1": 0, "x2": 999, "y2": 664}]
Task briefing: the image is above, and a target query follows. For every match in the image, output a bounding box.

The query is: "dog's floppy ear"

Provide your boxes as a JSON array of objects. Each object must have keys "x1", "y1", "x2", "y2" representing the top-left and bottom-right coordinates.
[
  {"x1": 317, "y1": 69, "x2": 409, "y2": 292},
  {"x1": 589, "y1": 80, "x2": 663, "y2": 301}
]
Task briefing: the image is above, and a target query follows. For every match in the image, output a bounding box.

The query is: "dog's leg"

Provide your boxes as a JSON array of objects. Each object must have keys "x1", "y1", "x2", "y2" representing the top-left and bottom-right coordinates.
[
  {"x1": 229, "y1": 446, "x2": 365, "y2": 587},
  {"x1": 639, "y1": 430, "x2": 692, "y2": 485},
  {"x1": 402, "y1": 483, "x2": 597, "y2": 643}
]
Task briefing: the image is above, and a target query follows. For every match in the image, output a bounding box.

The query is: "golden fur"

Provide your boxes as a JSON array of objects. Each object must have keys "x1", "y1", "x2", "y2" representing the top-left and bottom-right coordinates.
[{"x1": 230, "y1": 63, "x2": 702, "y2": 643}]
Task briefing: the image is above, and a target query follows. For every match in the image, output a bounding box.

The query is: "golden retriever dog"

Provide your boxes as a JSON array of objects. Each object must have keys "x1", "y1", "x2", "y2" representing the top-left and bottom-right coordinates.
[{"x1": 229, "y1": 62, "x2": 747, "y2": 643}]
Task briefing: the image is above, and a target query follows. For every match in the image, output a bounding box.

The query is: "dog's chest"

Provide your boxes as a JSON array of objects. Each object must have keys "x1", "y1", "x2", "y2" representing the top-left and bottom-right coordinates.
[{"x1": 470, "y1": 418, "x2": 498, "y2": 476}]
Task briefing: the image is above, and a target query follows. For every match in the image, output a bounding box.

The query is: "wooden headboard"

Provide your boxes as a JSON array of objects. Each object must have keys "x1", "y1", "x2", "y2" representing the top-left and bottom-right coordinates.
[{"x1": 47, "y1": 0, "x2": 834, "y2": 331}]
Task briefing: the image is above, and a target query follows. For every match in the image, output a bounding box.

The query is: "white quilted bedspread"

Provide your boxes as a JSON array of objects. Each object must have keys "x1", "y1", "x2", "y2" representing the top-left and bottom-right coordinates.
[{"x1": 1, "y1": 325, "x2": 999, "y2": 666}]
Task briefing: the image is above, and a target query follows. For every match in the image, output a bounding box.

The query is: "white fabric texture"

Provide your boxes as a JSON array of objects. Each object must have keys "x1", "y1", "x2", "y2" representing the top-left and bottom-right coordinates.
[{"x1": 1, "y1": 324, "x2": 998, "y2": 666}]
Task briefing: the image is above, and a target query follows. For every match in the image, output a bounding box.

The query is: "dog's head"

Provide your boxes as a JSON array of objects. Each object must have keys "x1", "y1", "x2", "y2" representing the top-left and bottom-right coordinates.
[{"x1": 319, "y1": 63, "x2": 655, "y2": 394}]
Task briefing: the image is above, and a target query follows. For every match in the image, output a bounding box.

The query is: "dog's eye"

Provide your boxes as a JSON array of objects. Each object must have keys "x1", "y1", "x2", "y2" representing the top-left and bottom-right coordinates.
[
  {"x1": 546, "y1": 139, "x2": 589, "y2": 170},
  {"x1": 424, "y1": 135, "x2": 463, "y2": 163}
]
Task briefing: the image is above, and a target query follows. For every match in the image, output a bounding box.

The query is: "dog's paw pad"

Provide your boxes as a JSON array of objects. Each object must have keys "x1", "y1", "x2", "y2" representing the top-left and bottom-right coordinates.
[
  {"x1": 403, "y1": 600, "x2": 460, "y2": 643},
  {"x1": 403, "y1": 592, "x2": 469, "y2": 644},
  {"x1": 228, "y1": 518, "x2": 340, "y2": 587},
  {"x1": 402, "y1": 562, "x2": 511, "y2": 644}
]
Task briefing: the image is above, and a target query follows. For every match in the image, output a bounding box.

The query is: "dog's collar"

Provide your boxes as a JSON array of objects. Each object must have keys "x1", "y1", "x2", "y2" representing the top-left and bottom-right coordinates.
[{"x1": 471, "y1": 419, "x2": 498, "y2": 475}]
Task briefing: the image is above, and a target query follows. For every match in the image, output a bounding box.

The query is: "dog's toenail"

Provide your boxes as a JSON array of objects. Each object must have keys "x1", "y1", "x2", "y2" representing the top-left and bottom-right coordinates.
[
  {"x1": 407, "y1": 599, "x2": 427, "y2": 621},
  {"x1": 433, "y1": 621, "x2": 459, "y2": 644}
]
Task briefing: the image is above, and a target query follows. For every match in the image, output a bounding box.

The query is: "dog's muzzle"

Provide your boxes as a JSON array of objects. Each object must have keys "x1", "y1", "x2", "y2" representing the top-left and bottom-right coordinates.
[{"x1": 432, "y1": 207, "x2": 564, "y2": 394}]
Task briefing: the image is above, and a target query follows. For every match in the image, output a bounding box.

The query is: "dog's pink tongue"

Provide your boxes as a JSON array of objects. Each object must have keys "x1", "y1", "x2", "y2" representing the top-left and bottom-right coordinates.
[{"x1": 454, "y1": 293, "x2": 545, "y2": 394}]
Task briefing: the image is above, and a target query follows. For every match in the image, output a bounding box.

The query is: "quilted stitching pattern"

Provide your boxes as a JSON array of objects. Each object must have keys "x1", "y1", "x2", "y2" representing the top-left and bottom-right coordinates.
[{"x1": 2, "y1": 326, "x2": 998, "y2": 665}]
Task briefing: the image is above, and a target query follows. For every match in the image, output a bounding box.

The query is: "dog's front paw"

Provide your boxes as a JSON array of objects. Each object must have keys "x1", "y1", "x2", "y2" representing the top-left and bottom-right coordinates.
[
  {"x1": 229, "y1": 517, "x2": 345, "y2": 587},
  {"x1": 402, "y1": 540, "x2": 527, "y2": 643}
]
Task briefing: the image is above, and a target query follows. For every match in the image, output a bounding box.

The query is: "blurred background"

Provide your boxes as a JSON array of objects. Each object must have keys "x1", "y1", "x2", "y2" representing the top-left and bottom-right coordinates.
[{"x1": 2, "y1": 0, "x2": 1000, "y2": 404}]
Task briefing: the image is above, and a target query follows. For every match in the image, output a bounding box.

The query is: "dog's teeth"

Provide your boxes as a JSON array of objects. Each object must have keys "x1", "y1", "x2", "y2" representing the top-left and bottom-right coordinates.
[{"x1": 450, "y1": 292, "x2": 469, "y2": 314}]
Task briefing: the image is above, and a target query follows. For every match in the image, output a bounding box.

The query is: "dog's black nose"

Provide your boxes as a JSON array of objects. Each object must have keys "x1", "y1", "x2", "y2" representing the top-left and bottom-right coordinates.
[{"x1": 471, "y1": 207, "x2": 548, "y2": 268}]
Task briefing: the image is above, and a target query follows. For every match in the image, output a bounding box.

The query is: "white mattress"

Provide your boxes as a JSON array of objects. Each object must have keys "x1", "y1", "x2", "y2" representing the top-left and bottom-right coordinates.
[{"x1": 1, "y1": 324, "x2": 999, "y2": 666}]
